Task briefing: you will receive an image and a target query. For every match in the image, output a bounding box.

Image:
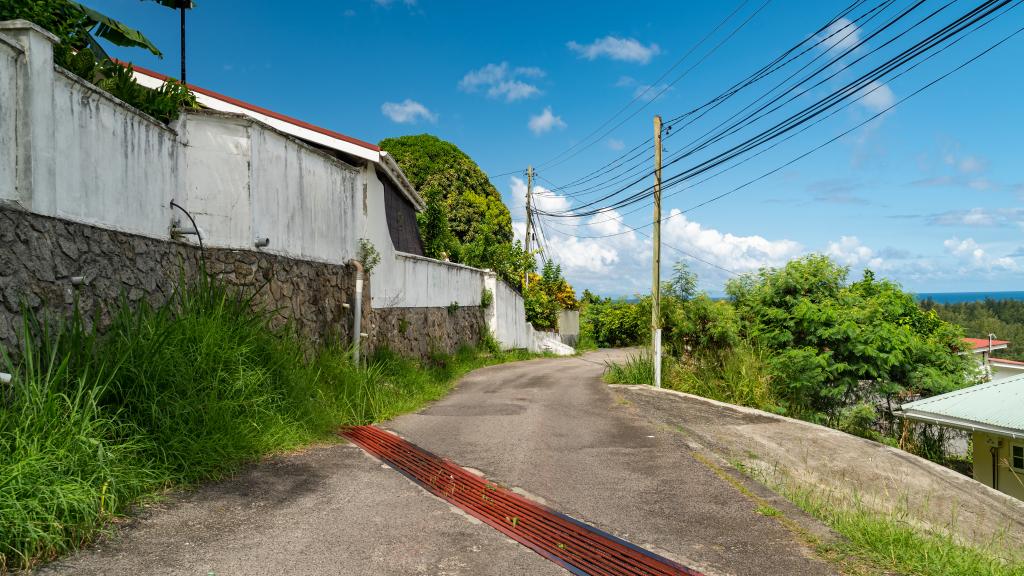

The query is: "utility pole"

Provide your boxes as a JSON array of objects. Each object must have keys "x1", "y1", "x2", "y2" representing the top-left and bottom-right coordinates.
[
  {"x1": 524, "y1": 165, "x2": 534, "y2": 288},
  {"x1": 651, "y1": 116, "x2": 663, "y2": 388},
  {"x1": 180, "y1": 4, "x2": 186, "y2": 83}
]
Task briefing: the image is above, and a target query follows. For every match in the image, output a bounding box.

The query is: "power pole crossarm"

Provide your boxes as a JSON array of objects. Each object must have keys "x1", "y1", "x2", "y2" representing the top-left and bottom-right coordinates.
[{"x1": 652, "y1": 116, "x2": 663, "y2": 389}]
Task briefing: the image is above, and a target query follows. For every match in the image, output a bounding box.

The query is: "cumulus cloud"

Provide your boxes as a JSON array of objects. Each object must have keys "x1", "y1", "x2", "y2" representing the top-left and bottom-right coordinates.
[
  {"x1": 857, "y1": 80, "x2": 895, "y2": 112},
  {"x1": 816, "y1": 19, "x2": 895, "y2": 115},
  {"x1": 826, "y1": 236, "x2": 883, "y2": 268},
  {"x1": 819, "y1": 17, "x2": 861, "y2": 53},
  {"x1": 661, "y1": 209, "x2": 804, "y2": 273},
  {"x1": 567, "y1": 36, "x2": 661, "y2": 64},
  {"x1": 506, "y1": 179, "x2": 807, "y2": 294},
  {"x1": 380, "y1": 99, "x2": 437, "y2": 124},
  {"x1": 943, "y1": 236, "x2": 1018, "y2": 271},
  {"x1": 528, "y1": 107, "x2": 566, "y2": 135},
  {"x1": 459, "y1": 62, "x2": 544, "y2": 102}
]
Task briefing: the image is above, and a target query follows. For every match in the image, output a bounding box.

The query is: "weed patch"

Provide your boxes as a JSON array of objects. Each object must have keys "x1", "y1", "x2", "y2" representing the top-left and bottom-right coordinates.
[{"x1": 0, "y1": 278, "x2": 535, "y2": 571}]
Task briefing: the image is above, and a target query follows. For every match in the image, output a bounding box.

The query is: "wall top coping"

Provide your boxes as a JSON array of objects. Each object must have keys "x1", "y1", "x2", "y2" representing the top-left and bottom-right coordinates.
[
  {"x1": 55, "y1": 67, "x2": 177, "y2": 133},
  {"x1": 179, "y1": 109, "x2": 361, "y2": 174},
  {"x1": 0, "y1": 19, "x2": 59, "y2": 44},
  {"x1": 395, "y1": 251, "x2": 488, "y2": 275}
]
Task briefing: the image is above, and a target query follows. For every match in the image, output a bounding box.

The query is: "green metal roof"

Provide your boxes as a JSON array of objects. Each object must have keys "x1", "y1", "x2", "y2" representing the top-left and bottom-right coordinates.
[{"x1": 899, "y1": 373, "x2": 1024, "y2": 439}]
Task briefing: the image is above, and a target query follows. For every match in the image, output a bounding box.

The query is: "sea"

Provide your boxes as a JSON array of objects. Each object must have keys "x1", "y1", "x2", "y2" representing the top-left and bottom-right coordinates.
[{"x1": 913, "y1": 291, "x2": 1024, "y2": 304}]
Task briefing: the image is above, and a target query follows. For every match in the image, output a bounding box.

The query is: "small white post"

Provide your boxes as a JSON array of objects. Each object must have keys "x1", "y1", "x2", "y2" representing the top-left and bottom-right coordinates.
[{"x1": 653, "y1": 329, "x2": 662, "y2": 388}]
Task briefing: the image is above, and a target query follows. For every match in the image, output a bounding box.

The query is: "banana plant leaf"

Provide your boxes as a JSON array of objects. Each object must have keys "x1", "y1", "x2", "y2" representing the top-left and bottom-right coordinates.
[{"x1": 70, "y1": 1, "x2": 163, "y2": 57}]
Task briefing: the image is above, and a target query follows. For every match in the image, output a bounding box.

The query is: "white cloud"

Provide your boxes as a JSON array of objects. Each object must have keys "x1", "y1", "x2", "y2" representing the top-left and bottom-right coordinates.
[
  {"x1": 826, "y1": 236, "x2": 883, "y2": 268},
  {"x1": 633, "y1": 83, "x2": 672, "y2": 102},
  {"x1": 459, "y1": 62, "x2": 543, "y2": 102},
  {"x1": 607, "y1": 138, "x2": 625, "y2": 151},
  {"x1": 816, "y1": 19, "x2": 895, "y2": 116},
  {"x1": 661, "y1": 209, "x2": 804, "y2": 273},
  {"x1": 373, "y1": 0, "x2": 416, "y2": 6},
  {"x1": 615, "y1": 76, "x2": 636, "y2": 87},
  {"x1": 858, "y1": 80, "x2": 895, "y2": 112},
  {"x1": 567, "y1": 36, "x2": 661, "y2": 64},
  {"x1": 819, "y1": 17, "x2": 861, "y2": 54},
  {"x1": 929, "y1": 207, "x2": 1024, "y2": 227},
  {"x1": 943, "y1": 236, "x2": 1018, "y2": 271},
  {"x1": 380, "y1": 99, "x2": 437, "y2": 124},
  {"x1": 528, "y1": 106, "x2": 566, "y2": 135}
]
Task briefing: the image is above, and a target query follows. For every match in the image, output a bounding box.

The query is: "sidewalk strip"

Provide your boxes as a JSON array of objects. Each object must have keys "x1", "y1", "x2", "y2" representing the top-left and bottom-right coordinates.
[{"x1": 341, "y1": 425, "x2": 703, "y2": 576}]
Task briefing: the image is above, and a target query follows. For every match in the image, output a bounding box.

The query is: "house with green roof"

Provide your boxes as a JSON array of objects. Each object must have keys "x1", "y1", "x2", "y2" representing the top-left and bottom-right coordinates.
[{"x1": 898, "y1": 374, "x2": 1024, "y2": 501}]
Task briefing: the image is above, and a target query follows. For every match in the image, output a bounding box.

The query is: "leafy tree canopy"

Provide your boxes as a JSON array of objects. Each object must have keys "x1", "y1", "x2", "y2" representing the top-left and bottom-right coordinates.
[{"x1": 726, "y1": 255, "x2": 972, "y2": 419}]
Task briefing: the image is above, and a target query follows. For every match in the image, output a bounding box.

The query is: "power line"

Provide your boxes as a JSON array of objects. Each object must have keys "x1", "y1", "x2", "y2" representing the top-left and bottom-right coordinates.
[
  {"x1": 543, "y1": 8, "x2": 1024, "y2": 240},
  {"x1": 540, "y1": 0, "x2": 1013, "y2": 220}
]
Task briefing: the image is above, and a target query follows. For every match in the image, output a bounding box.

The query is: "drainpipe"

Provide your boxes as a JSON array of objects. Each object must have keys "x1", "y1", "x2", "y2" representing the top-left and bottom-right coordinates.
[
  {"x1": 351, "y1": 261, "x2": 364, "y2": 365},
  {"x1": 991, "y1": 446, "x2": 999, "y2": 490}
]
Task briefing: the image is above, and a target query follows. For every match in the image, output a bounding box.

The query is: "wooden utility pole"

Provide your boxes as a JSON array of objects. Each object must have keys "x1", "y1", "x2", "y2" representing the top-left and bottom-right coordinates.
[
  {"x1": 524, "y1": 165, "x2": 534, "y2": 288},
  {"x1": 652, "y1": 116, "x2": 663, "y2": 388}
]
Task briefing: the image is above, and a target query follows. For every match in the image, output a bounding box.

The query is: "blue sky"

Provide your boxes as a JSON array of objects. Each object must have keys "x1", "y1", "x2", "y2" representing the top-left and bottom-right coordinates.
[{"x1": 90, "y1": 0, "x2": 1024, "y2": 297}]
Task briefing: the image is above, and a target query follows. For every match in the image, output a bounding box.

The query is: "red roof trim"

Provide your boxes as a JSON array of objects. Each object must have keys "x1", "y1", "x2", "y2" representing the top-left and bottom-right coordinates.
[
  {"x1": 990, "y1": 357, "x2": 1024, "y2": 366},
  {"x1": 121, "y1": 61, "x2": 380, "y2": 153},
  {"x1": 963, "y1": 337, "x2": 1010, "y2": 350}
]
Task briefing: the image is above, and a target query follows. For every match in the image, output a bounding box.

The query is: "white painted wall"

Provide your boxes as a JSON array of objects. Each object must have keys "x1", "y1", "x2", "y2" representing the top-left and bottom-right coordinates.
[
  {"x1": 377, "y1": 252, "x2": 485, "y2": 308},
  {"x1": 176, "y1": 112, "x2": 252, "y2": 248},
  {"x1": 52, "y1": 71, "x2": 178, "y2": 236},
  {"x1": 0, "y1": 19, "x2": 570, "y2": 353},
  {"x1": 0, "y1": 21, "x2": 177, "y2": 237},
  {"x1": 0, "y1": 35, "x2": 19, "y2": 203}
]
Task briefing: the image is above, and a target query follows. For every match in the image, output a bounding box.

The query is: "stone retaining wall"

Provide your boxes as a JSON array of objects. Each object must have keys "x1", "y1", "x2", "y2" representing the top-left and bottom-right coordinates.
[
  {"x1": 366, "y1": 306, "x2": 485, "y2": 359},
  {"x1": 0, "y1": 204, "x2": 368, "y2": 361}
]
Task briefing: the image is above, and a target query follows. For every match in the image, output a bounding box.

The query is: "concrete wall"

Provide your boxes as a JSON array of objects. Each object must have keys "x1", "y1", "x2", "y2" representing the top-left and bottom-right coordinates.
[
  {"x1": 0, "y1": 19, "x2": 569, "y2": 359},
  {"x1": 0, "y1": 34, "x2": 19, "y2": 203},
  {"x1": 973, "y1": 432, "x2": 1024, "y2": 501},
  {"x1": 558, "y1": 309, "x2": 580, "y2": 346},
  {"x1": 176, "y1": 111, "x2": 361, "y2": 265},
  {"x1": 0, "y1": 21, "x2": 179, "y2": 238}
]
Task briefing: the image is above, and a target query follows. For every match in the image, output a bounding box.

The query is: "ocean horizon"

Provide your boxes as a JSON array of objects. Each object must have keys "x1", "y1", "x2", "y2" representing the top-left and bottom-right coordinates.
[{"x1": 913, "y1": 291, "x2": 1024, "y2": 304}]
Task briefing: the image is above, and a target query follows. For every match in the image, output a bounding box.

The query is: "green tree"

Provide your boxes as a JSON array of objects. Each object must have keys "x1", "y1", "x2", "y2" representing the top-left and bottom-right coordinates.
[
  {"x1": 725, "y1": 255, "x2": 971, "y2": 420},
  {"x1": 662, "y1": 260, "x2": 697, "y2": 302}
]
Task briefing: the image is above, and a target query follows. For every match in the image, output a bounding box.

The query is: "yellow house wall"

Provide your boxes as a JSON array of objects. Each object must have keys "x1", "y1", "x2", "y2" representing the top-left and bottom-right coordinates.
[{"x1": 972, "y1": 432, "x2": 1024, "y2": 501}]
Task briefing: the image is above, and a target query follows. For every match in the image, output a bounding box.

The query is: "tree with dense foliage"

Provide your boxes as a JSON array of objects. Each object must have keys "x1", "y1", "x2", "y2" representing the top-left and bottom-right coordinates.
[
  {"x1": 379, "y1": 134, "x2": 581, "y2": 316},
  {"x1": 726, "y1": 255, "x2": 972, "y2": 420},
  {"x1": 378, "y1": 135, "x2": 524, "y2": 275},
  {"x1": 921, "y1": 298, "x2": 1024, "y2": 361}
]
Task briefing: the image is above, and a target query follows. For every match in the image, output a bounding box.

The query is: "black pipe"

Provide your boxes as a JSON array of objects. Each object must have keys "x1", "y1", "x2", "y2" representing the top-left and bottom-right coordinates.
[
  {"x1": 170, "y1": 200, "x2": 205, "y2": 271},
  {"x1": 991, "y1": 446, "x2": 999, "y2": 490}
]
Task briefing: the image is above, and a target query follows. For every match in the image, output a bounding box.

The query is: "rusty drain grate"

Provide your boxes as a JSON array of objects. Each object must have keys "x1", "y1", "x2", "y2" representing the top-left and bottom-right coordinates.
[{"x1": 341, "y1": 425, "x2": 703, "y2": 576}]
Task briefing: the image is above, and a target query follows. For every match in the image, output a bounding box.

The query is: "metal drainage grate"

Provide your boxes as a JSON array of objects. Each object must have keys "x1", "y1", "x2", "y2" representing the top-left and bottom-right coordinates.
[{"x1": 341, "y1": 425, "x2": 703, "y2": 576}]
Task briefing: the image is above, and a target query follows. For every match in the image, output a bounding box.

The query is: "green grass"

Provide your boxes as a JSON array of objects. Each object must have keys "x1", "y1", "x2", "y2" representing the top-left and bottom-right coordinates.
[
  {"x1": 604, "y1": 346, "x2": 781, "y2": 414},
  {"x1": 602, "y1": 351, "x2": 655, "y2": 385},
  {"x1": 787, "y1": 485, "x2": 1024, "y2": 576},
  {"x1": 0, "y1": 276, "x2": 535, "y2": 572}
]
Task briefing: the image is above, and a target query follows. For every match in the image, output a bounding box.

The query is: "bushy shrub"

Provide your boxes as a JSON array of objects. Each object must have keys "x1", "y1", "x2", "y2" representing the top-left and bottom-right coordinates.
[{"x1": 580, "y1": 299, "x2": 648, "y2": 348}]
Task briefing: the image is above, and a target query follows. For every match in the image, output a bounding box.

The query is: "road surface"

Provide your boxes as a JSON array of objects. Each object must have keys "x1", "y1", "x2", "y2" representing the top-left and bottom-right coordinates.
[{"x1": 41, "y1": 350, "x2": 836, "y2": 576}]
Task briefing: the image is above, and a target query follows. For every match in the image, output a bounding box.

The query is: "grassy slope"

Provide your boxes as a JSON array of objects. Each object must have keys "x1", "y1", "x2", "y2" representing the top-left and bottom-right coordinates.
[
  {"x1": 606, "y1": 352, "x2": 1024, "y2": 575},
  {"x1": 0, "y1": 278, "x2": 535, "y2": 572}
]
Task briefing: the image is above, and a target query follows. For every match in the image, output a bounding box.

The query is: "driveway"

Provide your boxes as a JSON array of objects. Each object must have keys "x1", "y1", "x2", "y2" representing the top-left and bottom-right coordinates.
[{"x1": 40, "y1": 350, "x2": 837, "y2": 575}]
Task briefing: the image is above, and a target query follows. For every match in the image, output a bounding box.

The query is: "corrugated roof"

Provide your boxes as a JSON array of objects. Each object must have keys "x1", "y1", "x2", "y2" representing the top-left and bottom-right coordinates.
[
  {"x1": 899, "y1": 373, "x2": 1024, "y2": 437},
  {"x1": 963, "y1": 337, "x2": 1010, "y2": 351}
]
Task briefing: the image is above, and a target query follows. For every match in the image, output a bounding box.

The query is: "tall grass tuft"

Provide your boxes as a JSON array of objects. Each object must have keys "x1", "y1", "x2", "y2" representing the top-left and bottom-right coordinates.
[
  {"x1": 0, "y1": 277, "x2": 534, "y2": 571},
  {"x1": 603, "y1": 351, "x2": 654, "y2": 385}
]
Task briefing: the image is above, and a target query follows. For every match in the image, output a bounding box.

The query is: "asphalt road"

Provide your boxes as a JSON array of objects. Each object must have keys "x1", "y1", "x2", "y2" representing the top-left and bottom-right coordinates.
[{"x1": 41, "y1": 350, "x2": 836, "y2": 575}]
